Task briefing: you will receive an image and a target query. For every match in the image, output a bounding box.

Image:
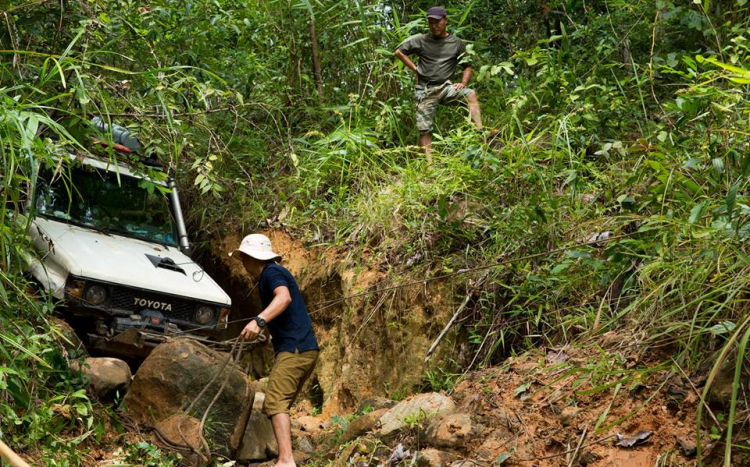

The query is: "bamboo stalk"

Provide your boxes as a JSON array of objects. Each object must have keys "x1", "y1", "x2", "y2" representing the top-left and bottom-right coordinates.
[{"x1": 0, "y1": 439, "x2": 31, "y2": 467}]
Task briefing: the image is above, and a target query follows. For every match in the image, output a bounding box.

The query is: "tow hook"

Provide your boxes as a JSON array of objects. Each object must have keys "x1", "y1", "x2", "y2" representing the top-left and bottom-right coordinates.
[{"x1": 110, "y1": 328, "x2": 146, "y2": 348}]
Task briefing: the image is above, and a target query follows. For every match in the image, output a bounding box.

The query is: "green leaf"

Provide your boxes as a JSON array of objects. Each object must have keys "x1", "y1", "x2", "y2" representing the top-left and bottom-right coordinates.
[
  {"x1": 0, "y1": 334, "x2": 51, "y2": 369},
  {"x1": 709, "y1": 321, "x2": 736, "y2": 336},
  {"x1": 513, "y1": 383, "x2": 531, "y2": 397},
  {"x1": 741, "y1": 152, "x2": 750, "y2": 177},
  {"x1": 0, "y1": 366, "x2": 20, "y2": 376},
  {"x1": 699, "y1": 55, "x2": 750, "y2": 76},
  {"x1": 712, "y1": 158, "x2": 725, "y2": 175},
  {"x1": 693, "y1": 228, "x2": 715, "y2": 238},
  {"x1": 689, "y1": 202, "x2": 706, "y2": 224},
  {"x1": 495, "y1": 453, "x2": 511, "y2": 465},
  {"x1": 726, "y1": 183, "x2": 739, "y2": 219}
]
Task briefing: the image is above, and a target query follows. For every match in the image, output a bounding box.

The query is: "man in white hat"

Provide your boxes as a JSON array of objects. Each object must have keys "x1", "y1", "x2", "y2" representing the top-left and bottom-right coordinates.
[{"x1": 232, "y1": 233, "x2": 319, "y2": 467}]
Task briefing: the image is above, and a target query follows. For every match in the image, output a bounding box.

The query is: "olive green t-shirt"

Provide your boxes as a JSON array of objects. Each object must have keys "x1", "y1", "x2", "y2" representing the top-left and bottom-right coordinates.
[{"x1": 398, "y1": 34, "x2": 469, "y2": 85}]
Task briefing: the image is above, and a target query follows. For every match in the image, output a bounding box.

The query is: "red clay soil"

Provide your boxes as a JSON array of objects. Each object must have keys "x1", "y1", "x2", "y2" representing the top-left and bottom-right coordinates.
[{"x1": 448, "y1": 338, "x2": 701, "y2": 466}]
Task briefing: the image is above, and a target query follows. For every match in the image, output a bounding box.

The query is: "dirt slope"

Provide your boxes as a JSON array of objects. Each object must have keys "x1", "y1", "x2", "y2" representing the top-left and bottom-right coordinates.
[
  {"x1": 290, "y1": 335, "x2": 710, "y2": 466},
  {"x1": 208, "y1": 229, "x2": 464, "y2": 416}
]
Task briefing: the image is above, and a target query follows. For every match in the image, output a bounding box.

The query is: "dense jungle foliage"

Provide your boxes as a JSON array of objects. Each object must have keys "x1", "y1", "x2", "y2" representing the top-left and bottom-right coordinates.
[{"x1": 2, "y1": 0, "x2": 750, "y2": 464}]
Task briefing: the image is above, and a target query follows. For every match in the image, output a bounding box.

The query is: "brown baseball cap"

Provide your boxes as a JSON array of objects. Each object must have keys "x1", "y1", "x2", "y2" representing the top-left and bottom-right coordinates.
[{"x1": 427, "y1": 6, "x2": 447, "y2": 19}]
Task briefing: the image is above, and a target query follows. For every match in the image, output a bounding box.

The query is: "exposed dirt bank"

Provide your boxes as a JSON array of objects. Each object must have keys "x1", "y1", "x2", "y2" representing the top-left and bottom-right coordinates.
[{"x1": 201, "y1": 229, "x2": 465, "y2": 416}]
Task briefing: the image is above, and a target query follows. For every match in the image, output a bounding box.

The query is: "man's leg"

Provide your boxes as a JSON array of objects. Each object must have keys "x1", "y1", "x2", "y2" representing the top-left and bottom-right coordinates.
[
  {"x1": 416, "y1": 88, "x2": 439, "y2": 163},
  {"x1": 466, "y1": 91, "x2": 483, "y2": 129},
  {"x1": 419, "y1": 132, "x2": 433, "y2": 162},
  {"x1": 263, "y1": 350, "x2": 319, "y2": 467},
  {"x1": 271, "y1": 413, "x2": 294, "y2": 467}
]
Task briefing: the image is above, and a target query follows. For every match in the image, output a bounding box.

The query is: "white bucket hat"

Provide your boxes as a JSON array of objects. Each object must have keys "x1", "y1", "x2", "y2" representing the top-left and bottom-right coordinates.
[{"x1": 230, "y1": 234, "x2": 282, "y2": 261}]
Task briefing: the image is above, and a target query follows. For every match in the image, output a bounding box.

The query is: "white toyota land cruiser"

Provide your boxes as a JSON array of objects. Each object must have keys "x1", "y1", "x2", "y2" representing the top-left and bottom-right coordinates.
[{"x1": 25, "y1": 120, "x2": 231, "y2": 357}]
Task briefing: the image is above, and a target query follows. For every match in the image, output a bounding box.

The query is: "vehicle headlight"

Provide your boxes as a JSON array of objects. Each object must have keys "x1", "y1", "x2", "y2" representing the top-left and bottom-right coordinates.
[
  {"x1": 84, "y1": 285, "x2": 108, "y2": 306},
  {"x1": 65, "y1": 279, "x2": 86, "y2": 298},
  {"x1": 194, "y1": 305, "x2": 215, "y2": 325}
]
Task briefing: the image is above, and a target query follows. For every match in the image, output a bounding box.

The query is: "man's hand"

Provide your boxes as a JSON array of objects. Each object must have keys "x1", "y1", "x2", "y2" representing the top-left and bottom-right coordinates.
[
  {"x1": 241, "y1": 320, "x2": 262, "y2": 341},
  {"x1": 453, "y1": 83, "x2": 466, "y2": 91}
]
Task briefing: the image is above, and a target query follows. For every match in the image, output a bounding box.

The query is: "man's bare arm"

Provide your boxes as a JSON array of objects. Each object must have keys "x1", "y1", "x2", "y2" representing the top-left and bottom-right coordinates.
[
  {"x1": 395, "y1": 49, "x2": 418, "y2": 75},
  {"x1": 454, "y1": 67, "x2": 473, "y2": 90},
  {"x1": 259, "y1": 286, "x2": 292, "y2": 322},
  {"x1": 461, "y1": 66, "x2": 473, "y2": 86}
]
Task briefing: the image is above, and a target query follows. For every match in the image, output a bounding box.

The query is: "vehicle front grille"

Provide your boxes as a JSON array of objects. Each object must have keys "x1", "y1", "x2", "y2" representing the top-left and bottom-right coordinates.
[{"x1": 109, "y1": 287, "x2": 195, "y2": 322}]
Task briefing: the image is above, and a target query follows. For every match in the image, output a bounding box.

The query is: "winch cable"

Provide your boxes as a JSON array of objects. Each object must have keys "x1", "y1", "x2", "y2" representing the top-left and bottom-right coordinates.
[{"x1": 172, "y1": 231, "x2": 633, "y2": 340}]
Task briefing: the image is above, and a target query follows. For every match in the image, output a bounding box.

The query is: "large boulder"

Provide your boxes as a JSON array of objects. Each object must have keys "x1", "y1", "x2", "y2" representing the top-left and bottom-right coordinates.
[
  {"x1": 423, "y1": 412, "x2": 473, "y2": 449},
  {"x1": 76, "y1": 357, "x2": 131, "y2": 401},
  {"x1": 379, "y1": 393, "x2": 455, "y2": 437},
  {"x1": 123, "y1": 338, "x2": 254, "y2": 455},
  {"x1": 153, "y1": 414, "x2": 207, "y2": 467},
  {"x1": 357, "y1": 396, "x2": 396, "y2": 413},
  {"x1": 236, "y1": 393, "x2": 278, "y2": 462},
  {"x1": 340, "y1": 408, "x2": 389, "y2": 444},
  {"x1": 53, "y1": 317, "x2": 87, "y2": 358},
  {"x1": 293, "y1": 415, "x2": 325, "y2": 434},
  {"x1": 416, "y1": 449, "x2": 456, "y2": 467}
]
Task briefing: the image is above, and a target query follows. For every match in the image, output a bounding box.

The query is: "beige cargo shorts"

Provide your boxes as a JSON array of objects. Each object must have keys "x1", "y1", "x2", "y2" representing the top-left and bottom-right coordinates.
[
  {"x1": 262, "y1": 349, "x2": 319, "y2": 417},
  {"x1": 415, "y1": 81, "x2": 474, "y2": 133}
]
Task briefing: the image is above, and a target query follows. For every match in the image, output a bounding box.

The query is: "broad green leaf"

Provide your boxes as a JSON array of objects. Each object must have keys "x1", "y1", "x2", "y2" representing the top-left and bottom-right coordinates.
[
  {"x1": 699, "y1": 55, "x2": 750, "y2": 76},
  {"x1": 726, "y1": 183, "x2": 739, "y2": 219},
  {"x1": 0, "y1": 334, "x2": 51, "y2": 369},
  {"x1": 513, "y1": 383, "x2": 531, "y2": 397},
  {"x1": 709, "y1": 321, "x2": 736, "y2": 336},
  {"x1": 689, "y1": 202, "x2": 706, "y2": 224},
  {"x1": 496, "y1": 453, "x2": 511, "y2": 464}
]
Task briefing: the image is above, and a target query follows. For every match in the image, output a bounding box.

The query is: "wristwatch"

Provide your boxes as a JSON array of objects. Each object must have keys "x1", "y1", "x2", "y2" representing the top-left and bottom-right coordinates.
[{"x1": 254, "y1": 316, "x2": 267, "y2": 328}]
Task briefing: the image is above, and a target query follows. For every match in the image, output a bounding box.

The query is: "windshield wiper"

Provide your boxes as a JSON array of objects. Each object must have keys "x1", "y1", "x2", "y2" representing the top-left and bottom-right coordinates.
[
  {"x1": 56, "y1": 216, "x2": 113, "y2": 236},
  {"x1": 96, "y1": 227, "x2": 176, "y2": 249}
]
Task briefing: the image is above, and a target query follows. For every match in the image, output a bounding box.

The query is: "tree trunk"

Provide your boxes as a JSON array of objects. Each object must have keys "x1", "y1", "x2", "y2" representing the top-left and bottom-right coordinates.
[{"x1": 309, "y1": 17, "x2": 324, "y2": 101}]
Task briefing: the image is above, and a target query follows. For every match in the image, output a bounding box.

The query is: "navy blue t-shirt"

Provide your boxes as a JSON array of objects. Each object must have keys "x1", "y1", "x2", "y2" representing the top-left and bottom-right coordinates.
[{"x1": 259, "y1": 262, "x2": 319, "y2": 354}]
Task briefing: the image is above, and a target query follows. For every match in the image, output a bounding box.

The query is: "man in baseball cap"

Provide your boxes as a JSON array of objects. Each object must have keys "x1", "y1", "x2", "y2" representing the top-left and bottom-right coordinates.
[
  {"x1": 232, "y1": 233, "x2": 318, "y2": 467},
  {"x1": 395, "y1": 6, "x2": 482, "y2": 161},
  {"x1": 427, "y1": 6, "x2": 448, "y2": 19}
]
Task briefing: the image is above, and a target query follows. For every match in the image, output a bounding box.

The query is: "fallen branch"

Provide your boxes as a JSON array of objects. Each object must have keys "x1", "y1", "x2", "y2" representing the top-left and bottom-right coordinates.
[
  {"x1": 424, "y1": 271, "x2": 490, "y2": 362},
  {"x1": 567, "y1": 424, "x2": 588, "y2": 467},
  {"x1": 670, "y1": 357, "x2": 721, "y2": 428},
  {"x1": 518, "y1": 434, "x2": 617, "y2": 462}
]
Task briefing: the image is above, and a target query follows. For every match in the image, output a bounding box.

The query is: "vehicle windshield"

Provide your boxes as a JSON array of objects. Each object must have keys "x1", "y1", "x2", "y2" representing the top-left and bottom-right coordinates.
[{"x1": 35, "y1": 163, "x2": 177, "y2": 246}]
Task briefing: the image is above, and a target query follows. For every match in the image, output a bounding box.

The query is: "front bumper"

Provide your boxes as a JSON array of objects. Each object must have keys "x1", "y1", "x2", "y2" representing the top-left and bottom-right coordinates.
[
  {"x1": 72, "y1": 309, "x2": 227, "y2": 358},
  {"x1": 86, "y1": 316, "x2": 231, "y2": 358}
]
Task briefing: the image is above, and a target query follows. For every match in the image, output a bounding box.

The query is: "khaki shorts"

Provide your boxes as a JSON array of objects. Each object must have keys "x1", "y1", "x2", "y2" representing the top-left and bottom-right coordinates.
[
  {"x1": 262, "y1": 349, "x2": 319, "y2": 417},
  {"x1": 415, "y1": 81, "x2": 474, "y2": 133}
]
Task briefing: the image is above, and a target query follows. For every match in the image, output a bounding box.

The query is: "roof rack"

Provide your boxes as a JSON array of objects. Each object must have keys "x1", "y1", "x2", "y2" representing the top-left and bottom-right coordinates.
[{"x1": 90, "y1": 117, "x2": 166, "y2": 171}]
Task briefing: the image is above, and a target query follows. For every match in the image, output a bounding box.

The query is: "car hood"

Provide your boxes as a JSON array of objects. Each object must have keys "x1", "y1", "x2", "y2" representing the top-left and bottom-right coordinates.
[{"x1": 33, "y1": 217, "x2": 231, "y2": 305}]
